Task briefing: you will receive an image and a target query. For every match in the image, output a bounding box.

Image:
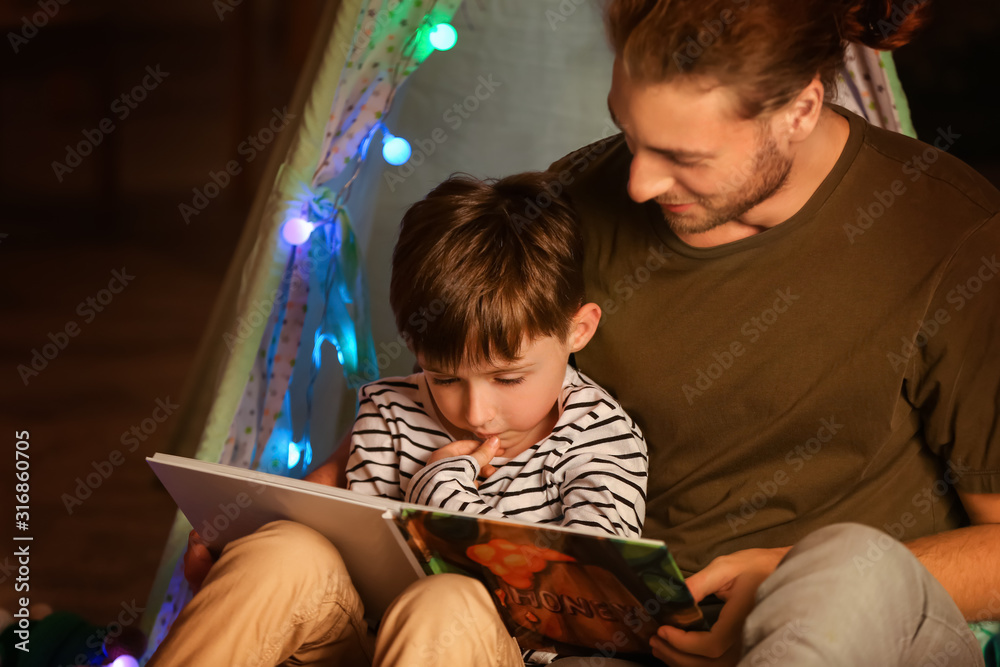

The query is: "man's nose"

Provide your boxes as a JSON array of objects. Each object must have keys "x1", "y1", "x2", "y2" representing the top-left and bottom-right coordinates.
[{"x1": 628, "y1": 151, "x2": 675, "y2": 204}]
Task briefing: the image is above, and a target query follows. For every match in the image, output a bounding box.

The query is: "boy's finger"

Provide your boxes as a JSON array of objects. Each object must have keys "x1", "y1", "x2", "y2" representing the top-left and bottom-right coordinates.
[
  {"x1": 446, "y1": 439, "x2": 482, "y2": 455},
  {"x1": 470, "y1": 437, "x2": 500, "y2": 469}
]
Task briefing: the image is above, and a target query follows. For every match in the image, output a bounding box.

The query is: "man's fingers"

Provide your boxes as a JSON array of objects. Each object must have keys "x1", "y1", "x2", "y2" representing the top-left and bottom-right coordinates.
[
  {"x1": 651, "y1": 632, "x2": 742, "y2": 667},
  {"x1": 656, "y1": 625, "x2": 733, "y2": 660},
  {"x1": 684, "y1": 558, "x2": 741, "y2": 602},
  {"x1": 650, "y1": 634, "x2": 713, "y2": 667}
]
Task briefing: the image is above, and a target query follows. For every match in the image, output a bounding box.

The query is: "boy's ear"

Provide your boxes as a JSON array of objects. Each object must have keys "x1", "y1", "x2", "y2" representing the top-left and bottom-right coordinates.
[{"x1": 567, "y1": 302, "x2": 602, "y2": 353}]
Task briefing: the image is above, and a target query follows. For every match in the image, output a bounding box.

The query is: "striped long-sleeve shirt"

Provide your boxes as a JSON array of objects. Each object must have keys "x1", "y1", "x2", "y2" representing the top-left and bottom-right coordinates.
[{"x1": 345, "y1": 365, "x2": 648, "y2": 539}]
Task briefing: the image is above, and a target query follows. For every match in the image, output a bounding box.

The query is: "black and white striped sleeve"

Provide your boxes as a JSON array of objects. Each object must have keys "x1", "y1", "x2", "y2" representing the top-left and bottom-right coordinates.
[
  {"x1": 555, "y1": 407, "x2": 648, "y2": 539},
  {"x1": 344, "y1": 385, "x2": 404, "y2": 499},
  {"x1": 404, "y1": 455, "x2": 508, "y2": 518}
]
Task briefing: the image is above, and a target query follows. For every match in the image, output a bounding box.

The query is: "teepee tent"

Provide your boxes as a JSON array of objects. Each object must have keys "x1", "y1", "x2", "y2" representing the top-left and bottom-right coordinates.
[{"x1": 141, "y1": 0, "x2": 928, "y2": 657}]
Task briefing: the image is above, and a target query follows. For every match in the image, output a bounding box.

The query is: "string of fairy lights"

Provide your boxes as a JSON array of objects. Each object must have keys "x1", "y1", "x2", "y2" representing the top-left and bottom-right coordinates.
[
  {"x1": 280, "y1": 17, "x2": 457, "y2": 246},
  {"x1": 267, "y1": 9, "x2": 458, "y2": 473}
]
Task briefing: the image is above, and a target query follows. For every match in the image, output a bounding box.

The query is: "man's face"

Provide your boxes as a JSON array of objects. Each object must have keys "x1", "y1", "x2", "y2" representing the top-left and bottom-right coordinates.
[{"x1": 608, "y1": 59, "x2": 793, "y2": 235}]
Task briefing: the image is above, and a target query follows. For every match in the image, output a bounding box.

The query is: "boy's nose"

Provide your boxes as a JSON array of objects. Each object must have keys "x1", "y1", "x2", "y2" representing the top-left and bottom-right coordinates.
[{"x1": 464, "y1": 389, "x2": 495, "y2": 429}]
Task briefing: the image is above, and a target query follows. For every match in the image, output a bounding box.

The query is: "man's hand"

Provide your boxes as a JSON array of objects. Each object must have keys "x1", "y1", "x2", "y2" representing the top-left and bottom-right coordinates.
[
  {"x1": 427, "y1": 437, "x2": 504, "y2": 480},
  {"x1": 651, "y1": 547, "x2": 789, "y2": 667},
  {"x1": 183, "y1": 529, "x2": 216, "y2": 595}
]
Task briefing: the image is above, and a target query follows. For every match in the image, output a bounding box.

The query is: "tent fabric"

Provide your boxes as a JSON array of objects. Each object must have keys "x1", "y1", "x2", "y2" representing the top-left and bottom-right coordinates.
[
  {"x1": 313, "y1": 0, "x2": 463, "y2": 185},
  {"x1": 142, "y1": 0, "x2": 363, "y2": 650},
  {"x1": 834, "y1": 43, "x2": 916, "y2": 137},
  {"x1": 143, "y1": 0, "x2": 927, "y2": 657}
]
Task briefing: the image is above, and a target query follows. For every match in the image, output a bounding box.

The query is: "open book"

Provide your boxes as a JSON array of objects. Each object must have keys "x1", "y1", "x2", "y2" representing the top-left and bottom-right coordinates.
[{"x1": 148, "y1": 453, "x2": 705, "y2": 657}]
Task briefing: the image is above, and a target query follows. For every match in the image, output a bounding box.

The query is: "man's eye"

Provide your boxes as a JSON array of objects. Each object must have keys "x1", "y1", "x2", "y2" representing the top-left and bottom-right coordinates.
[
  {"x1": 430, "y1": 378, "x2": 458, "y2": 386},
  {"x1": 495, "y1": 377, "x2": 525, "y2": 386}
]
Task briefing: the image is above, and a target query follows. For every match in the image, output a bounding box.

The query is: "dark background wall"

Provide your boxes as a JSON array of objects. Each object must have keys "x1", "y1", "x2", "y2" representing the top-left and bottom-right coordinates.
[{"x1": 0, "y1": 0, "x2": 996, "y2": 648}]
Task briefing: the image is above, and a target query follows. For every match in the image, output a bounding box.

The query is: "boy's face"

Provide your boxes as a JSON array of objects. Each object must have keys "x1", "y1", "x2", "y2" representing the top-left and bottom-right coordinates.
[{"x1": 417, "y1": 304, "x2": 601, "y2": 457}]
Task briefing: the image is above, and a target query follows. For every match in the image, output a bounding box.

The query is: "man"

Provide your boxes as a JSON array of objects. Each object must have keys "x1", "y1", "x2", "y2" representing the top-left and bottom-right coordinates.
[{"x1": 531, "y1": 0, "x2": 998, "y2": 664}]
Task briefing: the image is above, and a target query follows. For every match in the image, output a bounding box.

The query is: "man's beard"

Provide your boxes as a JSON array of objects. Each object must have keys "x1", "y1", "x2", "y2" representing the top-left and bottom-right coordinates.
[{"x1": 659, "y1": 129, "x2": 793, "y2": 236}]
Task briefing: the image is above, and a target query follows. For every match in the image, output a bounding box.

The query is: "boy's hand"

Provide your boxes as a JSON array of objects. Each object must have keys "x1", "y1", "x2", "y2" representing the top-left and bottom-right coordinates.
[
  {"x1": 183, "y1": 529, "x2": 217, "y2": 595},
  {"x1": 650, "y1": 546, "x2": 789, "y2": 666},
  {"x1": 427, "y1": 436, "x2": 504, "y2": 480}
]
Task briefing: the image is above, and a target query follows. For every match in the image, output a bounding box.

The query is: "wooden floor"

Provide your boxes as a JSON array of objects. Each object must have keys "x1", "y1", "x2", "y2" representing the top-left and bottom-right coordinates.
[{"x1": 0, "y1": 242, "x2": 224, "y2": 629}]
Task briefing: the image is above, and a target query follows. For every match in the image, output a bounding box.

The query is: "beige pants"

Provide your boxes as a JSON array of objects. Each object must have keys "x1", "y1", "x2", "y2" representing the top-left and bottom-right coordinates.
[{"x1": 146, "y1": 520, "x2": 523, "y2": 667}]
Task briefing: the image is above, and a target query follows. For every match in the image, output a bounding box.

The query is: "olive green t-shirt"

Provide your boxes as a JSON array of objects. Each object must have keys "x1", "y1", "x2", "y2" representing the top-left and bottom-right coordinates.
[{"x1": 550, "y1": 107, "x2": 1000, "y2": 575}]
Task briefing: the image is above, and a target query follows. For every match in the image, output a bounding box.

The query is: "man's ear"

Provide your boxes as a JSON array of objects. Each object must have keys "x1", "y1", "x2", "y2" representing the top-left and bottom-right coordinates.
[
  {"x1": 567, "y1": 302, "x2": 602, "y2": 353},
  {"x1": 778, "y1": 76, "x2": 825, "y2": 144}
]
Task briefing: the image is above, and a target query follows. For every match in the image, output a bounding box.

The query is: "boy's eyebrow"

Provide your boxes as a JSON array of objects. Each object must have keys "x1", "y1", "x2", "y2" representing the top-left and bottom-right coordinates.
[
  {"x1": 486, "y1": 363, "x2": 533, "y2": 374},
  {"x1": 422, "y1": 362, "x2": 535, "y2": 376}
]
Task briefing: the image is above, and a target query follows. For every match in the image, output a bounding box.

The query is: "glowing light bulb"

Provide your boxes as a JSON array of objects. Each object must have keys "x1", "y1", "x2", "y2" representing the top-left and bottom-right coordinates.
[
  {"x1": 281, "y1": 217, "x2": 314, "y2": 245},
  {"x1": 429, "y1": 23, "x2": 457, "y2": 51},
  {"x1": 110, "y1": 657, "x2": 139, "y2": 667},
  {"x1": 382, "y1": 134, "x2": 411, "y2": 165},
  {"x1": 288, "y1": 441, "x2": 301, "y2": 469}
]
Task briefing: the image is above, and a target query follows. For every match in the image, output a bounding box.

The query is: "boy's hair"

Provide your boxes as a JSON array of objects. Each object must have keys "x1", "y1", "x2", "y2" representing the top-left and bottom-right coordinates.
[{"x1": 390, "y1": 172, "x2": 585, "y2": 372}]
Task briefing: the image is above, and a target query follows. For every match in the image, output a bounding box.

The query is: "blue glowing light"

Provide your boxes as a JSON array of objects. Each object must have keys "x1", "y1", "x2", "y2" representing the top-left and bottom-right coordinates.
[
  {"x1": 282, "y1": 217, "x2": 315, "y2": 245},
  {"x1": 382, "y1": 135, "x2": 411, "y2": 166},
  {"x1": 313, "y1": 332, "x2": 347, "y2": 369},
  {"x1": 287, "y1": 441, "x2": 301, "y2": 469},
  {"x1": 429, "y1": 23, "x2": 457, "y2": 51}
]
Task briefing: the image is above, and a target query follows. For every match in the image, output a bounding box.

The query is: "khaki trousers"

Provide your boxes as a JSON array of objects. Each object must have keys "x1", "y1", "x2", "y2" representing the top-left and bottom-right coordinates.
[
  {"x1": 146, "y1": 520, "x2": 523, "y2": 667},
  {"x1": 147, "y1": 521, "x2": 985, "y2": 667}
]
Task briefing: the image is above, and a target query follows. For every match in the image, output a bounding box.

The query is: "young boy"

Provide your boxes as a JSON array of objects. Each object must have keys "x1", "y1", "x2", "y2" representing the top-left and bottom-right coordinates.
[
  {"x1": 346, "y1": 172, "x2": 648, "y2": 540},
  {"x1": 150, "y1": 172, "x2": 647, "y2": 667}
]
